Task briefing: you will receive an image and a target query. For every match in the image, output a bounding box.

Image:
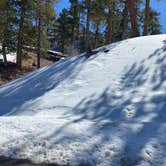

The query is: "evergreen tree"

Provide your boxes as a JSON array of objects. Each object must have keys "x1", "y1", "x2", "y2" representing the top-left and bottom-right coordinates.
[
  {"x1": 127, "y1": 0, "x2": 140, "y2": 37},
  {"x1": 16, "y1": 0, "x2": 32, "y2": 69},
  {"x1": 141, "y1": 8, "x2": 161, "y2": 35},
  {"x1": 105, "y1": 0, "x2": 115, "y2": 44},
  {"x1": 0, "y1": 0, "x2": 16, "y2": 66},
  {"x1": 57, "y1": 9, "x2": 73, "y2": 53},
  {"x1": 149, "y1": 10, "x2": 161, "y2": 34},
  {"x1": 69, "y1": 0, "x2": 81, "y2": 44},
  {"x1": 35, "y1": 0, "x2": 56, "y2": 68},
  {"x1": 119, "y1": 0, "x2": 129, "y2": 40},
  {"x1": 90, "y1": 0, "x2": 106, "y2": 48},
  {"x1": 84, "y1": 0, "x2": 91, "y2": 52},
  {"x1": 143, "y1": 0, "x2": 150, "y2": 35}
]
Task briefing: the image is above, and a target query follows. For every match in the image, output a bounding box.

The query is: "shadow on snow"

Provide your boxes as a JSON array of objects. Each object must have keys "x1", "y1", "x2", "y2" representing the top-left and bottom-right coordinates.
[{"x1": 0, "y1": 39, "x2": 166, "y2": 165}]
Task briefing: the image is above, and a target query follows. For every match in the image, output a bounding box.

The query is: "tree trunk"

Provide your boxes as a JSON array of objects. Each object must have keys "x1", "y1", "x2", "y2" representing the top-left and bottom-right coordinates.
[
  {"x1": 143, "y1": 0, "x2": 150, "y2": 36},
  {"x1": 85, "y1": 0, "x2": 91, "y2": 53},
  {"x1": 71, "y1": 19, "x2": 75, "y2": 44},
  {"x1": 77, "y1": 12, "x2": 81, "y2": 39},
  {"x1": 71, "y1": 2, "x2": 77, "y2": 44},
  {"x1": 2, "y1": 44, "x2": 7, "y2": 66},
  {"x1": 94, "y1": 25, "x2": 99, "y2": 49},
  {"x1": 106, "y1": 2, "x2": 114, "y2": 44},
  {"x1": 17, "y1": 7, "x2": 25, "y2": 69},
  {"x1": 37, "y1": 1, "x2": 41, "y2": 69},
  {"x1": 121, "y1": 2, "x2": 128, "y2": 39},
  {"x1": 61, "y1": 38, "x2": 65, "y2": 53},
  {"x1": 127, "y1": 0, "x2": 140, "y2": 37}
]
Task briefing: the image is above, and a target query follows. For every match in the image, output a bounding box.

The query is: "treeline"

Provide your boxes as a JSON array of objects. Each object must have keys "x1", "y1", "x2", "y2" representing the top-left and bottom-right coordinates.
[
  {"x1": 58, "y1": 0, "x2": 161, "y2": 54},
  {"x1": 0, "y1": 0, "x2": 161, "y2": 69}
]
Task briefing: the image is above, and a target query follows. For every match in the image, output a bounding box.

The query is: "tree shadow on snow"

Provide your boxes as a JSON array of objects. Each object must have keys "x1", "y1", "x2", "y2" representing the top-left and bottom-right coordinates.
[
  {"x1": 0, "y1": 42, "x2": 121, "y2": 116},
  {"x1": 0, "y1": 56, "x2": 87, "y2": 115},
  {"x1": 43, "y1": 39, "x2": 166, "y2": 165}
]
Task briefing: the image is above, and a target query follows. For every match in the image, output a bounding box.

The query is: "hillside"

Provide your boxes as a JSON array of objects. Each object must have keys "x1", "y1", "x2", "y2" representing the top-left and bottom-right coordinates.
[{"x1": 0, "y1": 35, "x2": 166, "y2": 166}]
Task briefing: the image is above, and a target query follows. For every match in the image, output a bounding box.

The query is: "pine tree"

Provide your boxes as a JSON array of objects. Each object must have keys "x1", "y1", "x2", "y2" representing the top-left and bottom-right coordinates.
[
  {"x1": 57, "y1": 9, "x2": 72, "y2": 53},
  {"x1": 36, "y1": 0, "x2": 42, "y2": 68},
  {"x1": 15, "y1": 0, "x2": 36, "y2": 69},
  {"x1": 69, "y1": 0, "x2": 81, "y2": 44},
  {"x1": 106, "y1": 0, "x2": 115, "y2": 44},
  {"x1": 16, "y1": 1, "x2": 26, "y2": 68},
  {"x1": 0, "y1": 0, "x2": 16, "y2": 66},
  {"x1": 149, "y1": 10, "x2": 161, "y2": 34},
  {"x1": 90, "y1": 0, "x2": 106, "y2": 48},
  {"x1": 34, "y1": 0, "x2": 56, "y2": 68},
  {"x1": 143, "y1": 0, "x2": 150, "y2": 35},
  {"x1": 127, "y1": 0, "x2": 140, "y2": 37},
  {"x1": 84, "y1": 0, "x2": 91, "y2": 53},
  {"x1": 119, "y1": 1, "x2": 129, "y2": 40},
  {"x1": 141, "y1": 8, "x2": 161, "y2": 35}
]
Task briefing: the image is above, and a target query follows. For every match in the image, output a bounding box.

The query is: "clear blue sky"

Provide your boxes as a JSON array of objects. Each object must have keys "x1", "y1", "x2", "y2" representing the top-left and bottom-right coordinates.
[
  {"x1": 55, "y1": 0, "x2": 166, "y2": 33},
  {"x1": 55, "y1": 0, "x2": 70, "y2": 13}
]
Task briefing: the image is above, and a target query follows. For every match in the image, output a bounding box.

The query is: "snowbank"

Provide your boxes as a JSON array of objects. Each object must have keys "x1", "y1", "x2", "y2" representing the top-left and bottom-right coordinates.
[{"x1": 0, "y1": 35, "x2": 166, "y2": 166}]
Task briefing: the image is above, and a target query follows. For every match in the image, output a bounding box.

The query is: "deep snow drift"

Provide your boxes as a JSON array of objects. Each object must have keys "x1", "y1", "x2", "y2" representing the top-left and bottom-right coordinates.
[{"x1": 0, "y1": 35, "x2": 166, "y2": 166}]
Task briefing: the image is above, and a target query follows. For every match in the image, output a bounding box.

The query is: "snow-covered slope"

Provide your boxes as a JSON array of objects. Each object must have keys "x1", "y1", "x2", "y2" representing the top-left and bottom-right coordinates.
[{"x1": 0, "y1": 35, "x2": 166, "y2": 166}]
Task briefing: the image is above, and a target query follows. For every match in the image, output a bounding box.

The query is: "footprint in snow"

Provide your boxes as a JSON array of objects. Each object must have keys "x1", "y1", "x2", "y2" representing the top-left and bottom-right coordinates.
[
  {"x1": 122, "y1": 105, "x2": 136, "y2": 118},
  {"x1": 112, "y1": 86, "x2": 123, "y2": 98},
  {"x1": 88, "y1": 61, "x2": 103, "y2": 69}
]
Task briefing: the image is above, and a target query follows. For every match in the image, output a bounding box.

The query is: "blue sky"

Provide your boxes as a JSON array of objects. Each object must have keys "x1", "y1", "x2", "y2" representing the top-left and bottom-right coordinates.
[
  {"x1": 55, "y1": 0, "x2": 70, "y2": 13},
  {"x1": 55, "y1": 0, "x2": 166, "y2": 33}
]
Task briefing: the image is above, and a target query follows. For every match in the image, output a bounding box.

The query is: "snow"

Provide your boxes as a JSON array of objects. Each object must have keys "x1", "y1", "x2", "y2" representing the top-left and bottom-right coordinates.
[
  {"x1": 47, "y1": 50, "x2": 64, "y2": 56},
  {"x1": 0, "y1": 35, "x2": 166, "y2": 166},
  {"x1": 0, "y1": 52, "x2": 16, "y2": 63}
]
